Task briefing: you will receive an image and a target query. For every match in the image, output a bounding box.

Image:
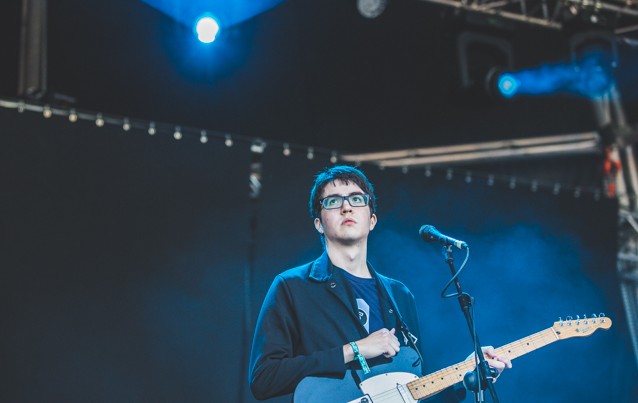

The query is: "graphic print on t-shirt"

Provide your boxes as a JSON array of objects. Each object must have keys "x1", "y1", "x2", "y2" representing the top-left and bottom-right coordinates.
[{"x1": 356, "y1": 298, "x2": 370, "y2": 333}]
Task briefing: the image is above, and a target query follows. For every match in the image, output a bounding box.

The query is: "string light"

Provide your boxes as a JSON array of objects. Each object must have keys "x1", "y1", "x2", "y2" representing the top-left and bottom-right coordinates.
[
  {"x1": 68, "y1": 109, "x2": 78, "y2": 122},
  {"x1": 43, "y1": 105, "x2": 52, "y2": 118},
  {"x1": 122, "y1": 118, "x2": 131, "y2": 131},
  {"x1": 446, "y1": 168, "x2": 453, "y2": 180},
  {"x1": 250, "y1": 139, "x2": 266, "y2": 154},
  {"x1": 2, "y1": 100, "x2": 606, "y2": 201},
  {"x1": 553, "y1": 183, "x2": 561, "y2": 195},
  {"x1": 173, "y1": 126, "x2": 182, "y2": 140},
  {"x1": 531, "y1": 180, "x2": 539, "y2": 192},
  {"x1": 225, "y1": 134, "x2": 233, "y2": 147},
  {"x1": 148, "y1": 122, "x2": 156, "y2": 135}
]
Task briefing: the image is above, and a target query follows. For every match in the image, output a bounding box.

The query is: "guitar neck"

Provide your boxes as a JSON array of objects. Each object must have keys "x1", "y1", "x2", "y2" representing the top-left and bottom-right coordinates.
[{"x1": 406, "y1": 327, "x2": 559, "y2": 400}]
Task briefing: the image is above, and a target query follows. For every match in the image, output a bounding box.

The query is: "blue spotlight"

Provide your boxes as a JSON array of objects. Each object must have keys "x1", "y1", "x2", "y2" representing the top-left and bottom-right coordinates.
[
  {"x1": 497, "y1": 74, "x2": 520, "y2": 98},
  {"x1": 195, "y1": 15, "x2": 220, "y2": 44}
]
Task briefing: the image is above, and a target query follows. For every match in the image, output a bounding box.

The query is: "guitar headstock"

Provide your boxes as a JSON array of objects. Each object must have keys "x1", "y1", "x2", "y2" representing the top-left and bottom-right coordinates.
[{"x1": 553, "y1": 314, "x2": 612, "y2": 340}]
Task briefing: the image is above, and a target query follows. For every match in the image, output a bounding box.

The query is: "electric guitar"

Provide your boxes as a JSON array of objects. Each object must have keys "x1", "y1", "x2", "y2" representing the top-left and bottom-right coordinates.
[{"x1": 294, "y1": 315, "x2": 612, "y2": 402}]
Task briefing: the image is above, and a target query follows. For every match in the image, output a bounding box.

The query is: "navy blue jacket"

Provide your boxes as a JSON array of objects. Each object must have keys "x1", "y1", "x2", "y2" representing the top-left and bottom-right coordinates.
[{"x1": 249, "y1": 252, "x2": 464, "y2": 402}]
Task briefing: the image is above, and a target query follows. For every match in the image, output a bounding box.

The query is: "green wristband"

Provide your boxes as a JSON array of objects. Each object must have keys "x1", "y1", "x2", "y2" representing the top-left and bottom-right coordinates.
[{"x1": 349, "y1": 341, "x2": 370, "y2": 374}]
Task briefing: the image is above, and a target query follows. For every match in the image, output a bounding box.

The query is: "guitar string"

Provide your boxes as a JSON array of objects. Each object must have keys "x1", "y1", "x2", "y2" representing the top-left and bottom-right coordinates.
[{"x1": 405, "y1": 328, "x2": 558, "y2": 399}]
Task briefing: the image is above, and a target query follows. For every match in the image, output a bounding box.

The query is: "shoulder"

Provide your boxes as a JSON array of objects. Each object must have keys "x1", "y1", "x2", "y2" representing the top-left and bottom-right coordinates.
[
  {"x1": 276, "y1": 260, "x2": 314, "y2": 282},
  {"x1": 268, "y1": 259, "x2": 318, "y2": 294}
]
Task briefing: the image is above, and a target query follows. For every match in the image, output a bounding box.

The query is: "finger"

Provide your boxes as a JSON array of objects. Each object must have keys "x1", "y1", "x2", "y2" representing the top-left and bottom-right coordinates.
[
  {"x1": 486, "y1": 359, "x2": 506, "y2": 373},
  {"x1": 487, "y1": 353, "x2": 512, "y2": 368},
  {"x1": 498, "y1": 356, "x2": 512, "y2": 369},
  {"x1": 482, "y1": 346, "x2": 497, "y2": 358}
]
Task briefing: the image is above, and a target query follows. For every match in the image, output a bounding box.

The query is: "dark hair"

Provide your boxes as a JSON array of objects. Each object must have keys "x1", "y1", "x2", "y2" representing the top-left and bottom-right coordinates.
[{"x1": 309, "y1": 165, "x2": 377, "y2": 220}]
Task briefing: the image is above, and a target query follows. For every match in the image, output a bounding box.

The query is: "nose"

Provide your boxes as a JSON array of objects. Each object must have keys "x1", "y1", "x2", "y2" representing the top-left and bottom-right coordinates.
[{"x1": 341, "y1": 199, "x2": 353, "y2": 212}]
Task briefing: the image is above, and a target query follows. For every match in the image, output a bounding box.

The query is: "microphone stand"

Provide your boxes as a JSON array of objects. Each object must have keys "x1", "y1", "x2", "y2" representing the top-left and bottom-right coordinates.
[{"x1": 442, "y1": 245, "x2": 499, "y2": 403}]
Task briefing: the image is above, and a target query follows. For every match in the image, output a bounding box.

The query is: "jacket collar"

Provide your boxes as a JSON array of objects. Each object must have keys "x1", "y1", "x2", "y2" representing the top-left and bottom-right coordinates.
[
  {"x1": 308, "y1": 251, "x2": 332, "y2": 282},
  {"x1": 308, "y1": 251, "x2": 402, "y2": 318},
  {"x1": 309, "y1": 251, "x2": 392, "y2": 287}
]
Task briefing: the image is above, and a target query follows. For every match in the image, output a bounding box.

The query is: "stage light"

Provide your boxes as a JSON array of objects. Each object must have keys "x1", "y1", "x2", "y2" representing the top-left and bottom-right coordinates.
[
  {"x1": 357, "y1": 0, "x2": 388, "y2": 18},
  {"x1": 195, "y1": 15, "x2": 220, "y2": 44},
  {"x1": 497, "y1": 73, "x2": 520, "y2": 98},
  {"x1": 283, "y1": 143, "x2": 291, "y2": 156},
  {"x1": 68, "y1": 109, "x2": 78, "y2": 122},
  {"x1": 200, "y1": 130, "x2": 208, "y2": 144},
  {"x1": 224, "y1": 134, "x2": 233, "y2": 147}
]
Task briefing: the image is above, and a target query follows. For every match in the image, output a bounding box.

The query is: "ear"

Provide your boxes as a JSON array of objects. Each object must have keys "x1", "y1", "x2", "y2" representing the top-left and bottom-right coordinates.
[
  {"x1": 314, "y1": 218, "x2": 324, "y2": 234},
  {"x1": 369, "y1": 214, "x2": 377, "y2": 231}
]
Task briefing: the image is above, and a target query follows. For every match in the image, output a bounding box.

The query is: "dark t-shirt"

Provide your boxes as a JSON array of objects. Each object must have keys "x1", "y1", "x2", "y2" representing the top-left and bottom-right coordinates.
[{"x1": 341, "y1": 269, "x2": 384, "y2": 334}]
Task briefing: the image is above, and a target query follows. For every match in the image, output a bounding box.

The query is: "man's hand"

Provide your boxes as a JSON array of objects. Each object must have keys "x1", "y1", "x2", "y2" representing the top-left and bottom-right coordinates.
[
  {"x1": 343, "y1": 328, "x2": 400, "y2": 363},
  {"x1": 466, "y1": 346, "x2": 513, "y2": 382}
]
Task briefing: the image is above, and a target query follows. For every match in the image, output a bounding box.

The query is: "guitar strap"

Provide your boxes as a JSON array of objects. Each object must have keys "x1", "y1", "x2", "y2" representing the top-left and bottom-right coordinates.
[{"x1": 376, "y1": 277, "x2": 424, "y2": 371}]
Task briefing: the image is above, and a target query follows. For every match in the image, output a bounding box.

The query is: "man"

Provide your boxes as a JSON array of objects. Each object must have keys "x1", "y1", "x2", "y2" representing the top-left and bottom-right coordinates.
[{"x1": 249, "y1": 165, "x2": 510, "y2": 402}]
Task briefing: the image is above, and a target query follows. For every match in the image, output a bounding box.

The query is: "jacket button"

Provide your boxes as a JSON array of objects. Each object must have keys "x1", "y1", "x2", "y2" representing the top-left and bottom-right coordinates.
[
  {"x1": 330, "y1": 282, "x2": 337, "y2": 288},
  {"x1": 388, "y1": 309, "x2": 394, "y2": 314}
]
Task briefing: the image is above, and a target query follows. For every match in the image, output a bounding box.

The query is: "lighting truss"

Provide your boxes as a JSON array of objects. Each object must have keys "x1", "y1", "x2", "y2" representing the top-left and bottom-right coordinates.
[
  {"x1": 340, "y1": 132, "x2": 602, "y2": 168},
  {"x1": 418, "y1": 0, "x2": 638, "y2": 37}
]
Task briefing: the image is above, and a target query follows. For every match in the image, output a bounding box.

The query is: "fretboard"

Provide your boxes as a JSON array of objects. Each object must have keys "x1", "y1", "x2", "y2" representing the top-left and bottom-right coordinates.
[{"x1": 406, "y1": 327, "x2": 559, "y2": 400}]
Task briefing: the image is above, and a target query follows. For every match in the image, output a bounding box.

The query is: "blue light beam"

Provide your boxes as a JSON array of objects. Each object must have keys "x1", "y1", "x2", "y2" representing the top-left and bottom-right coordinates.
[{"x1": 495, "y1": 52, "x2": 614, "y2": 99}]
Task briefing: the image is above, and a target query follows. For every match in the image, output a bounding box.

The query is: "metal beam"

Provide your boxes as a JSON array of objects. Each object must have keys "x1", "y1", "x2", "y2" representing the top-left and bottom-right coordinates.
[
  {"x1": 340, "y1": 132, "x2": 601, "y2": 167},
  {"x1": 417, "y1": 0, "x2": 638, "y2": 37},
  {"x1": 18, "y1": 0, "x2": 48, "y2": 99},
  {"x1": 594, "y1": 84, "x2": 638, "y2": 370}
]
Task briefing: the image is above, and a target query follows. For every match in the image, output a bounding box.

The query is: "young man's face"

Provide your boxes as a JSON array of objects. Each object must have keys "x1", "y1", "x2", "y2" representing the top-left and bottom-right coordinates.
[{"x1": 314, "y1": 180, "x2": 377, "y2": 246}]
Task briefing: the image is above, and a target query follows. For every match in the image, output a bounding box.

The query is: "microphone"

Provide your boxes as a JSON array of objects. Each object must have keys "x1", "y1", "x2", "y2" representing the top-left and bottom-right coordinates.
[{"x1": 419, "y1": 225, "x2": 468, "y2": 249}]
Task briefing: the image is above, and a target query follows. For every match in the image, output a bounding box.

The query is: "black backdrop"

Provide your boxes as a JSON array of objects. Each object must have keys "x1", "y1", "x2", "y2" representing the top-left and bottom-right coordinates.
[{"x1": 2, "y1": 107, "x2": 637, "y2": 402}]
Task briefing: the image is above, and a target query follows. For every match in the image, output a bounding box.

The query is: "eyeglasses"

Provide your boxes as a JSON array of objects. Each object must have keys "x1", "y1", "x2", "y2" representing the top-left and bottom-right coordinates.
[{"x1": 321, "y1": 194, "x2": 370, "y2": 210}]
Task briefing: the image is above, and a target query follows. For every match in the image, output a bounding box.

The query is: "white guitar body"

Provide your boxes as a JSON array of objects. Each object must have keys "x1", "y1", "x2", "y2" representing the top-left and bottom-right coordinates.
[{"x1": 348, "y1": 372, "x2": 419, "y2": 403}]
